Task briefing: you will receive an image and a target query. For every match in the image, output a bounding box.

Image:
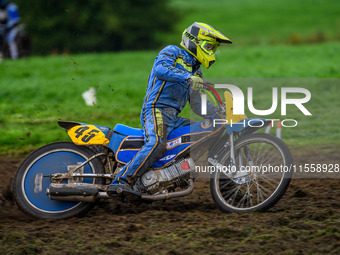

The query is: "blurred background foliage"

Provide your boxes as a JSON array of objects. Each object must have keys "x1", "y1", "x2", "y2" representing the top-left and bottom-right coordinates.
[
  {"x1": 14, "y1": 0, "x2": 178, "y2": 54},
  {"x1": 14, "y1": 0, "x2": 340, "y2": 55}
]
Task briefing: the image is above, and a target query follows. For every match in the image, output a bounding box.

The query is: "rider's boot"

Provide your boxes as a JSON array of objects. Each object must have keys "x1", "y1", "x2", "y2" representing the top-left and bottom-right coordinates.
[
  {"x1": 107, "y1": 182, "x2": 141, "y2": 200},
  {"x1": 107, "y1": 169, "x2": 141, "y2": 200}
]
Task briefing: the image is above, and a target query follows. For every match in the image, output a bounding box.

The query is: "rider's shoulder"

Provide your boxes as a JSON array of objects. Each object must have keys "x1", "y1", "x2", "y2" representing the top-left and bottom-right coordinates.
[{"x1": 160, "y1": 45, "x2": 193, "y2": 59}]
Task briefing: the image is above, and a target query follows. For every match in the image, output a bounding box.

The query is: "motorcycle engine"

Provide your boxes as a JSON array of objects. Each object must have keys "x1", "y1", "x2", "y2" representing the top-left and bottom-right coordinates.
[{"x1": 135, "y1": 158, "x2": 196, "y2": 194}]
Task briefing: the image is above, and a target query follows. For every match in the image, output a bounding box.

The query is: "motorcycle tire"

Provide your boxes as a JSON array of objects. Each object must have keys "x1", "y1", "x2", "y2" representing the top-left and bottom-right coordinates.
[
  {"x1": 13, "y1": 142, "x2": 105, "y2": 219},
  {"x1": 210, "y1": 133, "x2": 293, "y2": 213}
]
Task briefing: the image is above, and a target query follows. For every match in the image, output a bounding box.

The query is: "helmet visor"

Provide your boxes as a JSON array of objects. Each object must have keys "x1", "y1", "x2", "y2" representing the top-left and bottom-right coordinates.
[{"x1": 200, "y1": 41, "x2": 219, "y2": 55}]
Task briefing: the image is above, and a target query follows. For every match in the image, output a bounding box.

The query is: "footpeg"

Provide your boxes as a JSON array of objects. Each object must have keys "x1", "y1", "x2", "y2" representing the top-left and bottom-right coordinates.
[{"x1": 107, "y1": 184, "x2": 141, "y2": 200}]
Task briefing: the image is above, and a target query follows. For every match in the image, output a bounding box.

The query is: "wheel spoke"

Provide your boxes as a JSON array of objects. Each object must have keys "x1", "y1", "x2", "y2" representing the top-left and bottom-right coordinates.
[
  {"x1": 259, "y1": 174, "x2": 280, "y2": 187},
  {"x1": 221, "y1": 185, "x2": 238, "y2": 197},
  {"x1": 213, "y1": 133, "x2": 292, "y2": 212}
]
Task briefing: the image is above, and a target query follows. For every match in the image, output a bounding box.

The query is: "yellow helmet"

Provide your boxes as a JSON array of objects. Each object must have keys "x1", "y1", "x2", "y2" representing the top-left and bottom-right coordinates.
[{"x1": 180, "y1": 22, "x2": 232, "y2": 69}]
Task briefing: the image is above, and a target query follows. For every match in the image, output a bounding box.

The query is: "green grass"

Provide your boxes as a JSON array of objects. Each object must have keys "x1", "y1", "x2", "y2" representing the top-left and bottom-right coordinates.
[
  {"x1": 0, "y1": 51, "x2": 155, "y2": 154},
  {"x1": 1, "y1": 42, "x2": 340, "y2": 155},
  {"x1": 165, "y1": 0, "x2": 340, "y2": 46},
  {"x1": 1, "y1": 0, "x2": 340, "y2": 155}
]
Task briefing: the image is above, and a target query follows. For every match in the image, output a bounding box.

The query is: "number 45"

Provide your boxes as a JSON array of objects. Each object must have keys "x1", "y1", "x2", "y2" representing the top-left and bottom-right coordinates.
[{"x1": 74, "y1": 127, "x2": 100, "y2": 143}]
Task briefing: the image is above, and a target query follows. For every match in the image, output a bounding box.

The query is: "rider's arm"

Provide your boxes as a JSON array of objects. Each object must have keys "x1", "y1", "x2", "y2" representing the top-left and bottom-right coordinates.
[
  {"x1": 189, "y1": 68, "x2": 218, "y2": 117},
  {"x1": 153, "y1": 45, "x2": 192, "y2": 84}
]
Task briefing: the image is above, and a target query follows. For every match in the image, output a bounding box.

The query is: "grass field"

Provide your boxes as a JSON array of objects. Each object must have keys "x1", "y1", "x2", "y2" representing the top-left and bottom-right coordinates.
[
  {"x1": 167, "y1": 0, "x2": 340, "y2": 46},
  {"x1": 1, "y1": 0, "x2": 340, "y2": 155},
  {"x1": 1, "y1": 42, "x2": 340, "y2": 155}
]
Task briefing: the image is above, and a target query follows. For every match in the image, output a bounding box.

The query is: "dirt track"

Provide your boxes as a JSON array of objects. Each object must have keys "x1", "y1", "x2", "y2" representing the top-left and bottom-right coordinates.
[{"x1": 0, "y1": 147, "x2": 339, "y2": 255}]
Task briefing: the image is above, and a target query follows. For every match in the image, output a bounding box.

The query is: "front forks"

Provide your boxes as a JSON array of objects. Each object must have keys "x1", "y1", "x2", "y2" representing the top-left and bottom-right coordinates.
[
  {"x1": 208, "y1": 132, "x2": 252, "y2": 180},
  {"x1": 231, "y1": 132, "x2": 254, "y2": 181},
  {"x1": 229, "y1": 132, "x2": 248, "y2": 178},
  {"x1": 229, "y1": 132, "x2": 236, "y2": 170}
]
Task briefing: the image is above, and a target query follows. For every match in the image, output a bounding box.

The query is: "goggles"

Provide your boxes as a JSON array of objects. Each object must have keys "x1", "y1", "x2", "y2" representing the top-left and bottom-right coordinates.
[{"x1": 200, "y1": 41, "x2": 219, "y2": 55}]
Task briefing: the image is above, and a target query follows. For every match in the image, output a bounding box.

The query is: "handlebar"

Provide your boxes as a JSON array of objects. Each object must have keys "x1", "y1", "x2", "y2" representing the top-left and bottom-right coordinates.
[{"x1": 201, "y1": 81, "x2": 223, "y2": 109}]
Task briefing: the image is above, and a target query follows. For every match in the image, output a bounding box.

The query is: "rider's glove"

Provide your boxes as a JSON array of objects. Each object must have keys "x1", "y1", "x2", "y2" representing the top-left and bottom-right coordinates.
[{"x1": 187, "y1": 76, "x2": 204, "y2": 91}]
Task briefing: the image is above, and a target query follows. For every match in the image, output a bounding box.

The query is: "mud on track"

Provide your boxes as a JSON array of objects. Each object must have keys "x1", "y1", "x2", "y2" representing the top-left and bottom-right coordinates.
[{"x1": 0, "y1": 147, "x2": 339, "y2": 255}]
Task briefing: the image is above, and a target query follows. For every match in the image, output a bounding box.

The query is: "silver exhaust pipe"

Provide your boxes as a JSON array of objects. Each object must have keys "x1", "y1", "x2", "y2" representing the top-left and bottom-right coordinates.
[
  {"x1": 47, "y1": 179, "x2": 195, "y2": 203},
  {"x1": 47, "y1": 183, "x2": 109, "y2": 202},
  {"x1": 141, "y1": 179, "x2": 194, "y2": 201}
]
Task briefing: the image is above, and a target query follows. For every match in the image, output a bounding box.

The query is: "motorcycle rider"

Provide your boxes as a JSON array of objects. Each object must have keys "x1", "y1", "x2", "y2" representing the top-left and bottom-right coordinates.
[
  {"x1": 108, "y1": 22, "x2": 232, "y2": 197},
  {"x1": 0, "y1": 0, "x2": 20, "y2": 59}
]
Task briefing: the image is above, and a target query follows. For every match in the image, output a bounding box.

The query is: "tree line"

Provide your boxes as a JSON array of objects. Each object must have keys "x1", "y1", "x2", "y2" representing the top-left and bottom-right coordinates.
[{"x1": 14, "y1": 0, "x2": 178, "y2": 55}]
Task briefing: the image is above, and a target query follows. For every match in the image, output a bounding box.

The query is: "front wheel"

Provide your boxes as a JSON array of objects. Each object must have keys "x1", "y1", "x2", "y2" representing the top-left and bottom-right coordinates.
[
  {"x1": 13, "y1": 142, "x2": 105, "y2": 219},
  {"x1": 210, "y1": 133, "x2": 293, "y2": 213}
]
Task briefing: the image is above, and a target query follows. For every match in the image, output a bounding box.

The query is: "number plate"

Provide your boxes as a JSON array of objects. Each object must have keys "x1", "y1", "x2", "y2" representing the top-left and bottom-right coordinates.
[{"x1": 68, "y1": 125, "x2": 109, "y2": 145}]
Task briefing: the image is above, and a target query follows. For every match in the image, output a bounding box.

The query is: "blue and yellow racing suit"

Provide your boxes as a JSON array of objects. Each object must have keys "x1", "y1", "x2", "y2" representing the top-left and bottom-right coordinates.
[{"x1": 113, "y1": 45, "x2": 217, "y2": 185}]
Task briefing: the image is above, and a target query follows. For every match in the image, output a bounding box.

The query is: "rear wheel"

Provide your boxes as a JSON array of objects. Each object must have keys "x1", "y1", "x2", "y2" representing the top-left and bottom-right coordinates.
[
  {"x1": 210, "y1": 133, "x2": 293, "y2": 213},
  {"x1": 13, "y1": 142, "x2": 105, "y2": 219}
]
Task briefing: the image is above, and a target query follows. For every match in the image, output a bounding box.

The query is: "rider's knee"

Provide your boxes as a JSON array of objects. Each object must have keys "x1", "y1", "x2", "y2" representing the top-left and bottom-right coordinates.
[
  {"x1": 152, "y1": 139, "x2": 166, "y2": 158},
  {"x1": 157, "y1": 141, "x2": 167, "y2": 155}
]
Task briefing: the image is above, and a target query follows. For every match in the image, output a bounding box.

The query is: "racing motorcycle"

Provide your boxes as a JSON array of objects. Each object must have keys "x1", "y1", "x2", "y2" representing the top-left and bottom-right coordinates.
[{"x1": 13, "y1": 84, "x2": 293, "y2": 219}]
